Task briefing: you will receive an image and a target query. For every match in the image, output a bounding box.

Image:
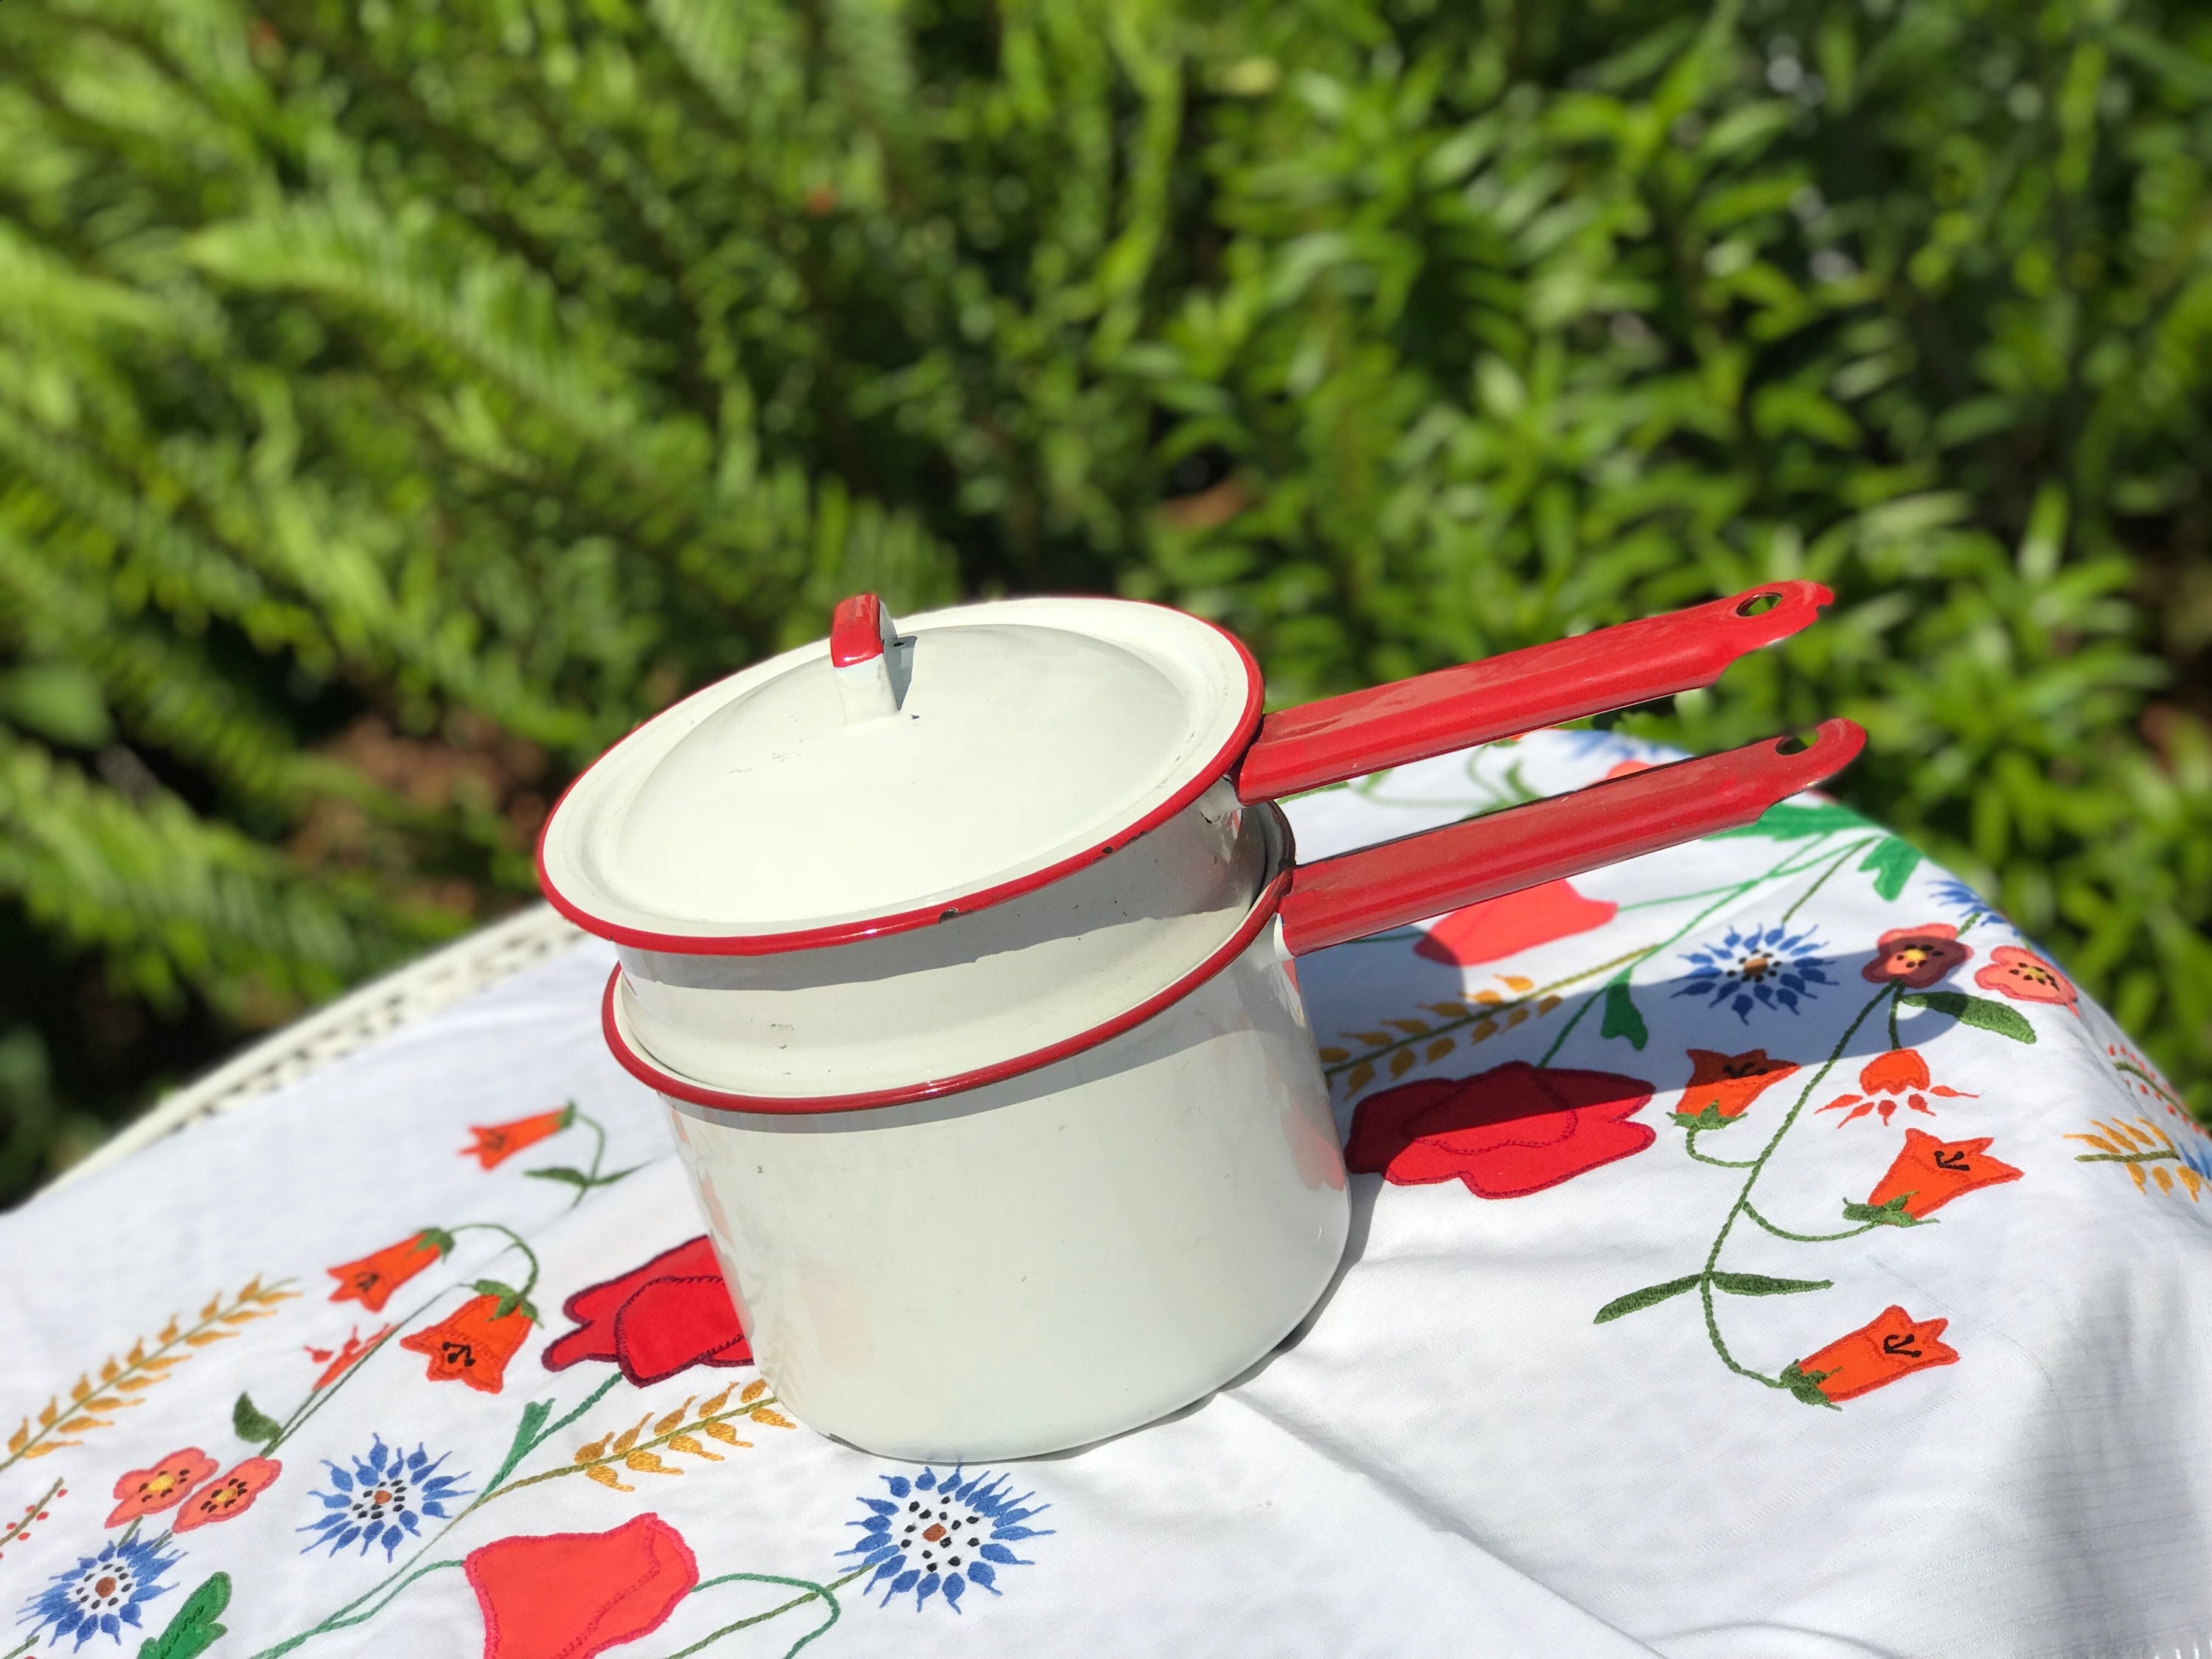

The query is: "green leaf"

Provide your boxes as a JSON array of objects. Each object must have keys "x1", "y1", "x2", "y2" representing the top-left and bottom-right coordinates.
[
  {"x1": 1777, "y1": 1363, "x2": 1840, "y2": 1411},
  {"x1": 1709, "y1": 1272, "x2": 1832, "y2": 1298},
  {"x1": 1899, "y1": 991, "x2": 2036, "y2": 1043},
  {"x1": 1857, "y1": 838, "x2": 1922, "y2": 901},
  {"x1": 139, "y1": 1572, "x2": 229, "y2": 1659},
  {"x1": 524, "y1": 1166, "x2": 592, "y2": 1189},
  {"x1": 472, "y1": 1279, "x2": 537, "y2": 1322},
  {"x1": 1671, "y1": 1104, "x2": 1737, "y2": 1132},
  {"x1": 231, "y1": 1392, "x2": 283, "y2": 1445},
  {"x1": 1709, "y1": 802, "x2": 1874, "y2": 841},
  {"x1": 1600, "y1": 975, "x2": 1648, "y2": 1049},
  {"x1": 1593, "y1": 1273, "x2": 1702, "y2": 1324},
  {"x1": 1840, "y1": 1196, "x2": 1927, "y2": 1228},
  {"x1": 486, "y1": 1399, "x2": 554, "y2": 1492}
]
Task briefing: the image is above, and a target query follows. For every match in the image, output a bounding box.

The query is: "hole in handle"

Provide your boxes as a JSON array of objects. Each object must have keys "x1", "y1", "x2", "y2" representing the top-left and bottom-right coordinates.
[
  {"x1": 1775, "y1": 732, "x2": 1812, "y2": 756},
  {"x1": 1735, "y1": 591, "x2": 1784, "y2": 617}
]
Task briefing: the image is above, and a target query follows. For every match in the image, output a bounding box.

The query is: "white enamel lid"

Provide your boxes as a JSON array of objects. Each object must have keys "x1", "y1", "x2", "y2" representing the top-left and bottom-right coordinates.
[{"x1": 536, "y1": 596, "x2": 1262, "y2": 952}]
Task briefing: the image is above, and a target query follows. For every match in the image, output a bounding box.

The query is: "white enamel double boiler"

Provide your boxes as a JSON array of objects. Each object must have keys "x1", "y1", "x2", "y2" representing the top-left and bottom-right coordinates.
[{"x1": 539, "y1": 584, "x2": 1863, "y2": 1461}]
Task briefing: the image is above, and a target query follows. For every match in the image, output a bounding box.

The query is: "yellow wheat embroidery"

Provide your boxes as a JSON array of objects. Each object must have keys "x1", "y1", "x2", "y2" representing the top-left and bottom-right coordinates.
[
  {"x1": 1321, "y1": 977, "x2": 1567, "y2": 1098},
  {"x1": 1, "y1": 1277, "x2": 299, "y2": 1475},
  {"x1": 2067, "y1": 1117, "x2": 2205, "y2": 1201},
  {"x1": 498, "y1": 1379, "x2": 793, "y2": 1497}
]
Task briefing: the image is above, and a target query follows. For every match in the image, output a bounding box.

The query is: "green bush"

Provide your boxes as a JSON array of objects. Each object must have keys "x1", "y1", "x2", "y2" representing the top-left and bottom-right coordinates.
[{"x1": 1, "y1": 0, "x2": 2208, "y2": 1200}]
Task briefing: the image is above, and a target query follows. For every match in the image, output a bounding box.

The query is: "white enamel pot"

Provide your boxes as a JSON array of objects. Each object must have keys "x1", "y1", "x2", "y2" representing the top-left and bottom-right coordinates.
[{"x1": 541, "y1": 585, "x2": 1867, "y2": 1460}]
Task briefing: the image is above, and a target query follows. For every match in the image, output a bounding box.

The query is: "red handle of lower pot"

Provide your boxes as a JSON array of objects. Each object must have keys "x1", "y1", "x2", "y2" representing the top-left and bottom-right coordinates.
[
  {"x1": 1275, "y1": 718, "x2": 1866, "y2": 956},
  {"x1": 1235, "y1": 580, "x2": 1832, "y2": 803}
]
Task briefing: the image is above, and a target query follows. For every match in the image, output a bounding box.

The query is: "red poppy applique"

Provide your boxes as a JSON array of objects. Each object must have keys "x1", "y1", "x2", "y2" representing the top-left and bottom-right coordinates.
[
  {"x1": 400, "y1": 1295, "x2": 532, "y2": 1394},
  {"x1": 1865, "y1": 1129, "x2": 2023, "y2": 1219},
  {"x1": 170, "y1": 1457, "x2": 282, "y2": 1531},
  {"x1": 467, "y1": 1514, "x2": 698, "y2": 1659},
  {"x1": 1787, "y1": 1306, "x2": 1958, "y2": 1405},
  {"x1": 1346, "y1": 1062, "x2": 1656, "y2": 1199},
  {"x1": 327, "y1": 1233, "x2": 442, "y2": 1313},
  {"x1": 1817, "y1": 1048, "x2": 1975, "y2": 1127},
  {"x1": 1975, "y1": 945, "x2": 2077, "y2": 1011},
  {"x1": 1675, "y1": 1048, "x2": 1799, "y2": 1127},
  {"x1": 1415, "y1": 880, "x2": 1618, "y2": 967},
  {"x1": 543, "y1": 1237, "x2": 751, "y2": 1386},
  {"x1": 105, "y1": 1449, "x2": 217, "y2": 1528},
  {"x1": 462, "y1": 1107, "x2": 574, "y2": 1169}
]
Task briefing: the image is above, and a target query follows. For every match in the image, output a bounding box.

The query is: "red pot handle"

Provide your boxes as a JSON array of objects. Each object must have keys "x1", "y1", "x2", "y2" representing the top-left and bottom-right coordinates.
[
  {"x1": 1235, "y1": 580, "x2": 1832, "y2": 803},
  {"x1": 1276, "y1": 718, "x2": 1866, "y2": 956}
]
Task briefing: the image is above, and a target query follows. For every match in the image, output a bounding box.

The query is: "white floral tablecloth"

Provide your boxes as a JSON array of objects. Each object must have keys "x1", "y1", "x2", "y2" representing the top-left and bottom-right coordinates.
[{"x1": 6, "y1": 730, "x2": 2209, "y2": 1659}]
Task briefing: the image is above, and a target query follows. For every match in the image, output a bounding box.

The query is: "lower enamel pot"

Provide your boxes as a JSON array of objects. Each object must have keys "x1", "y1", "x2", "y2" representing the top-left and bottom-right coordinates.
[{"x1": 618, "y1": 919, "x2": 1348, "y2": 1463}]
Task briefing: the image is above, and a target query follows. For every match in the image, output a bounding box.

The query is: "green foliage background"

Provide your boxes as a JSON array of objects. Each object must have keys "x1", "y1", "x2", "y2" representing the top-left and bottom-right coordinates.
[{"x1": 2, "y1": 0, "x2": 2208, "y2": 1200}]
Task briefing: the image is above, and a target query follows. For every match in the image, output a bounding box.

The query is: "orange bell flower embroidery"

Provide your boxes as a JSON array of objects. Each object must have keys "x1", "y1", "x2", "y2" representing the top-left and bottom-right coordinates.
[
  {"x1": 105, "y1": 1449, "x2": 217, "y2": 1528},
  {"x1": 1974, "y1": 945, "x2": 2077, "y2": 1011},
  {"x1": 170, "y1": 1456, "x2": 282, "y2": 1531},
  {"x1": 1676, "y1": 1048, "x2": 1799, "y2": 1124},
  {"x1": 462, "y1": 1107, "x2": 574, "y2": 1169},
  {"x1": 1816, "y1": 1048, "x2": 1975, "y2": 1127},
  {"x1": 305, "y1": 1324, "x2": 392, "y2": 1391},
  {"x1": 327, "y1": 1233, "x2": 443, "y2": 1313},
  {"x1": 400, "y1": 1294, "x2": 532, "y2": 1394},
  {"x1": 1867, "y1": 1128, "x2": 2023, "y2": 1218},
  {"x1": 1791, "y1": 1306, "x2": 1958, "y2": 1404}
]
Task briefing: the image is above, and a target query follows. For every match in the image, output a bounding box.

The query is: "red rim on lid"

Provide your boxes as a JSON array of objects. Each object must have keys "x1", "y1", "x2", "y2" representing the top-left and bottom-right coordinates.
[{"x1": 537, "y1": 597, "x2": 1263, "y2": 955}]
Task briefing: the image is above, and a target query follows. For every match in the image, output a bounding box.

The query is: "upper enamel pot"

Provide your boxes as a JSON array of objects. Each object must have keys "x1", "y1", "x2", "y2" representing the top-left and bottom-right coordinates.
[{"x1": 538, "y1": 583, "x2": 1862, "y2": 1106}]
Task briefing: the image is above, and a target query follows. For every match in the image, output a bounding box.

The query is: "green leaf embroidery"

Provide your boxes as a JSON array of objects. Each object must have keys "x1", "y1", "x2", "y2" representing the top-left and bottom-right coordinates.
[
  {"x1": 1592, "y1": 1274, "x2": 1703, "y2": 1324},
  {"x1": 1708, "y1": 1271, "x2": 1832, "y2": 1298},
  {"x1": 487, "y1": 1399, "x2": 554, "y2": 1492},
  {"x1": 1858, "y1": 837, "x2": 1922, "y2": 900},
  {"x1": 1600, "y1": 974, "x2": 1648, "y2": 1049},
  {"x1": 139, "y1": 1572, "x2": 229, "y2": 1659},
  {"x1": 526, "y1": 1164, "x2": 642, "y2": 1191},
  {"x1": 1840, "y1": 1196, "x2": 1927, "y2": 1228},
  {"x1": 1777, "y1": 1362, "x2": 1841, "y2": 1411},
  {"x1": 1709, "y1": 801, "x2": 1874, "y2": 841},
  {"x1": 472, "y1": 1279, "x2": 537, "y2": 1322},
  {"x1": 1671, "y1": 1104, "x2": 1738, "y2": 1132},
  {"x1": 1899, "y1": 990, "x2": 2036, "y2": 1043},
  {"x1": 417, "y1": 1227, "x2": 457, "y2": 1257},
  {"x1": 231, "y1": 1392, "x2": 283, "y2": 1446},
  {"x1": 524, "y1": 1166, "x2": 592, "y2": 1189}
]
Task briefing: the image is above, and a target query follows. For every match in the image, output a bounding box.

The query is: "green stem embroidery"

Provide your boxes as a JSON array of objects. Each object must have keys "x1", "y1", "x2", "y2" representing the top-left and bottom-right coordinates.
[
  {"x1": 1537, "y1": 835, "x2": 1848, "y2": 1069},
  {"x1": 526, "y1": 1106, "x2": 640, "y2": 1206},
  {"x1": 1741, "y1": 1203, "x2": 1881, "y2": 1245},
  {"x1": 1777, "y1": 838, "x2": 1878, "y2": 927},
  {"x1": 444, "y1": 1222, "x2": 543, "y2": 1302},
  {"x1": 1602, "y1": 981, "x2": 1900, "y2": 1391},
  {"x1": 260, "y1": 1225, "x2": 540, "y2": 1456},
  {"x1": 248, "y1": 1379, "x2": 790, "y2": 1659},
  {"x1": 1681, "y1": 1129, "x2": 1757, "y2": 1169},
  {"x1": 665, "y1": 1569, "x2": 868, "y2": 1659},
  {"x1": 2073, "y1": 1149, "x2": 2182, "y2": 1166}
]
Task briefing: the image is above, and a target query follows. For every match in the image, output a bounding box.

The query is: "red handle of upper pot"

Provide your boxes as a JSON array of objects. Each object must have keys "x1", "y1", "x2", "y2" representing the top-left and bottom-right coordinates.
[
  {"x1": 1234, "y1": 580, "x2": 1832, "y2": 803},
  {"x1": 1275, "y1": 717, "x2": 1866, "y2": 956}
]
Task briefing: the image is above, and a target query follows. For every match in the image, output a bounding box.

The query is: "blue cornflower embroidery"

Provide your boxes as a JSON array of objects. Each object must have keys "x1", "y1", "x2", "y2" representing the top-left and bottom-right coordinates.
[
  {"x1": 1928, "y1": 875, "x2": 2004, "y2": 925},
  {"x1": 21, "y1": 1532, "x2": 179, "y2": 1649},
  {"x1": 838, "y1": 1465, "x2": 1051, "y2": 1612},
  {"x1": 300, "y1": 1436, "x2": 470, "y2": 1561},
  {"x1": 1674, "y1": 922, "x2": 1832, "y2": 1020}
]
